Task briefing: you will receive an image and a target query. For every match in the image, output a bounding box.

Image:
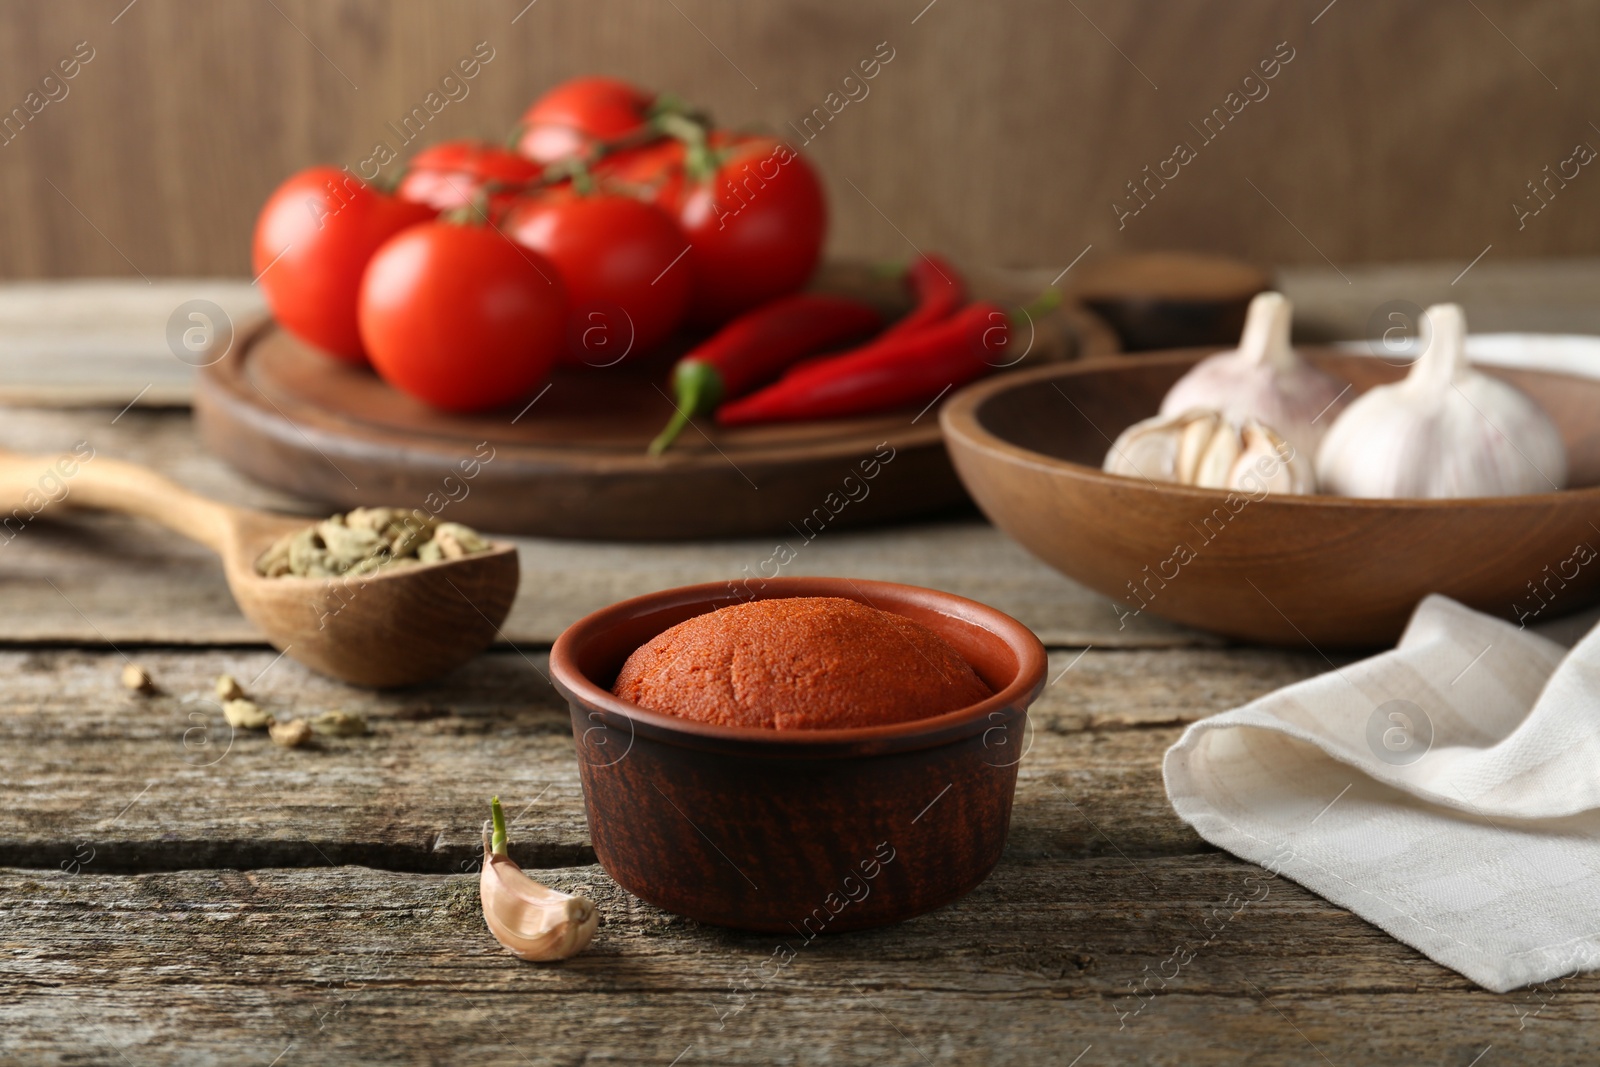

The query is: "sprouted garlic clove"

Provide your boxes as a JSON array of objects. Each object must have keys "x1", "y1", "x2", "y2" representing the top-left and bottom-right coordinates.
[{"x1": 480, "y1": 797, "x2": 597, "y2": 962}]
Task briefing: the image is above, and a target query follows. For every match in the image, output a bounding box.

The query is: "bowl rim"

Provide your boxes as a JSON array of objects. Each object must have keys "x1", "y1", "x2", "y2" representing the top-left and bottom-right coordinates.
[
  {"x1": 548, "y1": 576, "x2": 1049, "y2": 757},
  {"x1": 940, "y1": 349, "x2": 1600, "y2": 510}
]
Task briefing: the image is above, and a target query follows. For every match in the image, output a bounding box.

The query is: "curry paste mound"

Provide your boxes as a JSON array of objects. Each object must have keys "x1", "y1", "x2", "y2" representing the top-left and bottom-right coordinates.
[{"x1": 612, "y1": 596, "x2": 992, "y2": 730}]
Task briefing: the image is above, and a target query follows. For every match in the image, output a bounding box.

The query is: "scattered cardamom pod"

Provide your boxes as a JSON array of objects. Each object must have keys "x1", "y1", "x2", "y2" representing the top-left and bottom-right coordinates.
[
  {"x1": 215, "y1": 674, "x2": 245, "y2": 701},
  {"x1": 256, "y1": 508, "x2": 490, "y2": 578},
  {"x1": 223, "y1": 698, "x2": 273, "y2": 730},
  {"x1": 120, "y1": 664, "x2": 155, "y2": 694},
  {"x1": 312, "y1": 710, "x2": 368, "y2": 737},
  {"x1": 268, "y1": 718, "x2": 314, "y2": 748}
]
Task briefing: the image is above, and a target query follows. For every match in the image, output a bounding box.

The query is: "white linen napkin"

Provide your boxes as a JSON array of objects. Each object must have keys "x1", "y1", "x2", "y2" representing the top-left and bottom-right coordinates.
[{"x1": 1164, "y1": 594, "x2": 1600, "y2": 992}]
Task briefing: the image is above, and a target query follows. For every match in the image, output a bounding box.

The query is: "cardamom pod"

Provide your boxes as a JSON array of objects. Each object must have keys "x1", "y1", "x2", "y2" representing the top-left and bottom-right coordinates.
[
  {"x1": 223, "y1": 698, "x2": 273, "y2": 730},
  {"x1": 312, "y1": 710, "x2": 368, "y2": 737},
  {"x1": 121, "y1": 664, "x2": 155, "y2": 694},
  {"x1": 269, "y1": 718, "x2": 313, "y2": 748},
  {"x1": 215, "y1": 674, "x2": 245, "y2": 701},
  {"x1": 256, "y1": 509, "x2": 487, "y2": 578}
]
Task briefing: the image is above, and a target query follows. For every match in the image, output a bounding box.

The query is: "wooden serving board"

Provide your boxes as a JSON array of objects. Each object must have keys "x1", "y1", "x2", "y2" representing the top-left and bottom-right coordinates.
[{"x1": 194, "y1": 263, "x2": 1093, "y2": 540}]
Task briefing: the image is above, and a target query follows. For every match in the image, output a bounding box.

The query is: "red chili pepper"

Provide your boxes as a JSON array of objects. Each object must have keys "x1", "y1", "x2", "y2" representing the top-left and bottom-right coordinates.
[
  {"x1": 716, "y1": 302, "x2": 1004, "y2": 426},
  {"x1": 782, "y1": 255, "x2": 968, "y2": 379},
  {"x1": 718, "y1": 290, "x2": 1060, "y2": 426},
  {"x1": 648, "y1": 293, "x2": 882, "y2": 454},
  {"x1": 880, "y1": 254, "x2": 966, "y2": 340}
]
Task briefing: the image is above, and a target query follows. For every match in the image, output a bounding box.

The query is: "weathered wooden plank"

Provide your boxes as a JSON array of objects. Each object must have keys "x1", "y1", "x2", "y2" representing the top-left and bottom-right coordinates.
[
  {"x1": 2, "y1": 860, "x2": 1592, "y2": 1065},
  {"x1": 0, "y1": 281, "x2": 265, "y2": 407},
  {"x1": 0, "y1": 648, "x2": 1326, "y2": 871},
  {"x1": 0, "y1": 406, "x2": 1215, "y2": 648}
]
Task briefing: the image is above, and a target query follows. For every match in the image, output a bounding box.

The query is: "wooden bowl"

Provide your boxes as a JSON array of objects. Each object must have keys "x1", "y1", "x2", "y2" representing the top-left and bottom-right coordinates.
[
  {"x1": 1068, "y1": 252, "x2": 1270, "y2": 351},
  {"x1": 940, "y1": 350, "x2": 1600, "y2": 648},
  {"x1": 548, "y1": 577, "x2": 1047, "y2": 932}
]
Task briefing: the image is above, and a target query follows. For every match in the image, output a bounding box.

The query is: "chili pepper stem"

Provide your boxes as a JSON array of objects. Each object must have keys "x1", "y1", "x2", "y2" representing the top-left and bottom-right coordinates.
[
  {"x1": 648, "y1": 360, "x2": 724, "y2": 456},
  {"x1": 872, "y1": 259, "x2": 908, "y2": 279},
  {"x1": 490, "y1": 796, "x2": 508, "y2": 857},
  {"x1": 648, "y1": 411, "x2": 693, "y2": 457},
  {"x1": 1011, "y1": 287, "x2": 1063, "y2": 326}
]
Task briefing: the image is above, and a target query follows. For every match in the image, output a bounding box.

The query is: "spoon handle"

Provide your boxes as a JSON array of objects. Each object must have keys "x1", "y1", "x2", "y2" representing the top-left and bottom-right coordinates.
[{"x1": 0, "y1": 449, "x2": 236, "y2": 555}]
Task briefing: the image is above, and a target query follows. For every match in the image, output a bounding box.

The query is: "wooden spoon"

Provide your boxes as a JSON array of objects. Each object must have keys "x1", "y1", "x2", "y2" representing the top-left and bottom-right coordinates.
[{"x1": 0, "y1": 450, "x2": 519, "y2": 687}]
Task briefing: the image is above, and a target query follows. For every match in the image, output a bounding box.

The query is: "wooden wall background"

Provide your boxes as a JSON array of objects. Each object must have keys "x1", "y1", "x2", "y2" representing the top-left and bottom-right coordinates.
[{"x1": 0, "y1": 0, "x2": 1596, "y2": 279}]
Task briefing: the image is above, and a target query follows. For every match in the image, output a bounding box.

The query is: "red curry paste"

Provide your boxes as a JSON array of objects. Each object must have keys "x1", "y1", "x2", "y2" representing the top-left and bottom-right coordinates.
[{"x1": 612, "y1": 596, "x2": 991, "y2": 730}]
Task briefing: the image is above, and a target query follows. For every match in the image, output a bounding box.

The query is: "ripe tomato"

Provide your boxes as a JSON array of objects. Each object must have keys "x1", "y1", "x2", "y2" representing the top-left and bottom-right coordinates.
[
  {"x1": 358, "y1": 222, "x2": 566, "y2": 412},
  {"x1": 504, "y1": 189, "x2": 691, "y2": 366},
  {"x1": 252, "y1": 166, "x2": 433, "y2": 363},
  {"x1": 515, "y1": 76, "x2": 653, "y2": 165},
  {"x1": 607, "y1": 134, "x2": 827, "y2": 325},
  {"x1": 592, "y1": 137, "x2": 685, "y2": 195},
  {"x1": 680, "y1": 137, "x2": 826, "y2": 324},
  {"x1": 396, "y1": 140, "x2": 542, "y2": 219}
]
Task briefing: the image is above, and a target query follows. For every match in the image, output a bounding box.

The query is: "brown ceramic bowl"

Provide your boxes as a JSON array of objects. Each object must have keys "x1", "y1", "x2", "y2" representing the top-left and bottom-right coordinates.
[
  {"x1": 941, "y1": 349, "x2": 1600, "y2": 648},
  {"x1": 549, "y1": 577, "x2": 1048, "y2": 933}
]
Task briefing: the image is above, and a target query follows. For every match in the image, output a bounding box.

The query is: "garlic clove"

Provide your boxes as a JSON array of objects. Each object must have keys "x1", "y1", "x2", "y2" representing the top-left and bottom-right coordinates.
[
  {"x1": 1106, "y1": 412, "x2": 1194, "y2": 482},
  {"x1": 1174, "y1": 410, "x2": 1222, "y2": 483},
  {"x1": 1159, "y1": 291, "x2": 1350, "y2": 457},
  {"x1": 1191, "y1": 417, "x2": 1242, "y2": 488},
  {"x1": 1236, "y1": 422, "x2": 1316, "y2": 494},
  {"x1": 1104, "y1": 409, "x2": 1315, "y2": 494},
  {"x1": 480, "y1": 797, "x2": 597, "y2": 962},
  {"x1": 1315, "y1": 304, "x2": 1567, "y2": 498}
]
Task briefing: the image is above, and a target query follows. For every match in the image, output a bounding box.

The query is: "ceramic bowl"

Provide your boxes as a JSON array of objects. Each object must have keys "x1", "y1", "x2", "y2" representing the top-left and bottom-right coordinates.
[
  {"x1": 940, "y1": 349, "x2": 1600, "y2": 647},
  {"x1": 548, "y1": 577, "x2": 1047, "y2": 933}
]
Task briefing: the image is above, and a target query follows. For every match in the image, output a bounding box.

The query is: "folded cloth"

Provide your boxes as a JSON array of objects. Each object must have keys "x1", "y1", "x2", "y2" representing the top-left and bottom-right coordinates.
[{"x1": 1164, "y1": 594, "x2": 1600, "y2": 992}]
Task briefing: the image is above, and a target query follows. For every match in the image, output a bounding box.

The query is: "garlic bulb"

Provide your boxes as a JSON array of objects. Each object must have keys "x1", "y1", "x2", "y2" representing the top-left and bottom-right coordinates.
[
  {"x1": 1104, "y1": 409, "x2": 1315, "y2": 494},
  {"x1": 1160, "y1": 291, "x2": 1349, "y2": 457},
  {"x1": 1316, "y1": 304, "x2": 1567, "y2": 498},
  {"x1": 480, "y1": 798, "x2": 598, "y2": 962}
]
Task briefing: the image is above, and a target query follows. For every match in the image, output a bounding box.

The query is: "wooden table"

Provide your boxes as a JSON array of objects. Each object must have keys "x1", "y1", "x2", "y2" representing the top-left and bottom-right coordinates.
[{"x1": 5, "y1": 267, "x2": 1599, "y2": 1065}]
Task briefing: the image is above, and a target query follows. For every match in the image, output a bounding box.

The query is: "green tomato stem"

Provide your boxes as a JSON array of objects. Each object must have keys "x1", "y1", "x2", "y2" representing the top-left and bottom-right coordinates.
[{"x1": 655, "y1": 111, "x2": 718, "y2": 182}]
